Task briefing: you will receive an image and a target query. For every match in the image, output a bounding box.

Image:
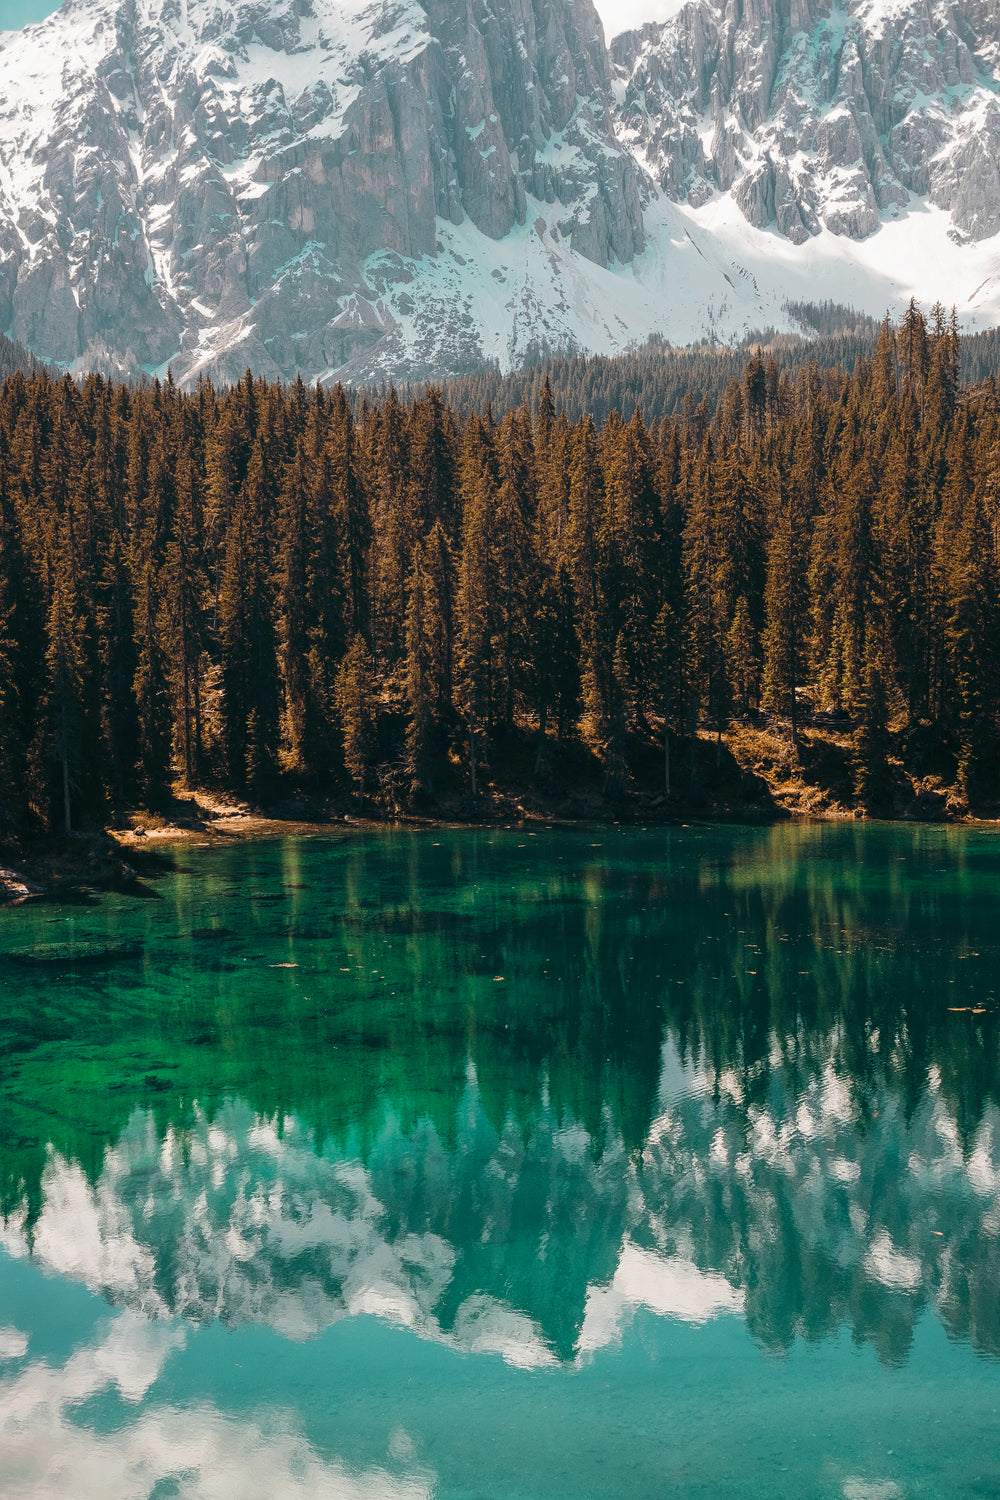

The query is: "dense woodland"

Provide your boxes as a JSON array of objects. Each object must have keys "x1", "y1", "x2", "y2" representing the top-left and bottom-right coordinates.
[
  {"x1": 398, "y1": 308, "x2": 884, "y2": 425},
  {"x1": 1, "y1": 300, "x2": 999, "y2": 835},
  {"x1": 400, "y1": 307, "x2": 1000, "y2": 424}
]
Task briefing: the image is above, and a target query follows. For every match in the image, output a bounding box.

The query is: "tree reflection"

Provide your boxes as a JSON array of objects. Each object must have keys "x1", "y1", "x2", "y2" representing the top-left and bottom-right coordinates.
[{"x1": 0, "y1": 823, "x2": 998, "y2": 1365}]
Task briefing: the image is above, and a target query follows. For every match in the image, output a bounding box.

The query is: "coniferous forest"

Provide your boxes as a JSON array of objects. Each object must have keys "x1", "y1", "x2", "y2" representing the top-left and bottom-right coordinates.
[{"x1": 2, "y1": 301, "x2": 999, "y2": 837}]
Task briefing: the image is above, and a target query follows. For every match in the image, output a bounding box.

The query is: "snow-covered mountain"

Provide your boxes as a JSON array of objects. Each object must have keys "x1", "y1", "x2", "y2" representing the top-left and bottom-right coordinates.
[
  {"x1": 0, "y1": 0, "x2": 999, "y2": 384},
  {"x1": 612, "y1": 0, "x2": 1000, "y2": 244}
]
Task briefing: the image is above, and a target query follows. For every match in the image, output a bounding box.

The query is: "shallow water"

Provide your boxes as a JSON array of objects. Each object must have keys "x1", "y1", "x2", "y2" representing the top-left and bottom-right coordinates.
[{"x1": 0, "y1": 822, "x2": 998, "y2": 1498}]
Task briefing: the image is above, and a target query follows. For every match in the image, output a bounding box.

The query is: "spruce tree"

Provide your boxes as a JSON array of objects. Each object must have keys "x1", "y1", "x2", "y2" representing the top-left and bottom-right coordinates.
[
  {"x1": 941, "y1": 488, "x2": 997, "y2": 803},
  {"x1": 43, "y1": 516, "x2": 92, "y2": 832},
  {"x1": 327, "y1": 385, "x2": 370, "y2": 642},
  {"x1": 567, "y1": 416, "x2": 616, "y2": 749},
  {"x1": 218, "y1": 443, "x2": 280, "y2": 798},
  {"x1": 603, "y1": 411, "x2": 659, "y2": 730},
  {"x1": 132, "y1": 558, "x2": 173, "y2": 805},
  {"x1": 761, "y1": 478, "x2": 808, "y2": 743},
  {"x1": 493, "y1": 412, "x2": 533, "y2": 734},
  {"x1": 0, "y1": 462, "x2": 32, "y2": 831},
  {"x1": 456, "y1": 459, "x2": 495, "y2": 792},
  {"x1": 161, "y1": 445, "x2": 207, "y2": 785},
  {"x1": 335, "y1": 633, "x2": 377, "y2": 799},
  {"x1": 403, "y1": 536, "x2": 448, "y2": 797},
  {"x1": 276, "y1": 440, "x2": 313, "y2": 773},
  {"x1": 853, "y1": 629, "x2": 890, "y2": 812},
  {"x1": 370, "y1": 388, "x2": 411, "y2": 665},
  {"x1": 727, "y1": 595, "x2": 760, "y2": 719}
]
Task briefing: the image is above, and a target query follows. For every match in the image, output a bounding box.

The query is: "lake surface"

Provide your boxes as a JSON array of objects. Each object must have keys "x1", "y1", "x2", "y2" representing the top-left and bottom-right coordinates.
[{"x1": 0, "y1": 822, "x2": 998, "y2": 1499}]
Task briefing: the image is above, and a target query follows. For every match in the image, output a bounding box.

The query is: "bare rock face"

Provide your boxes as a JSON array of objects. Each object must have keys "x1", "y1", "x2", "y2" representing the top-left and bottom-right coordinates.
[
  {"x1": 2, "y1": 0, "x2": 1000, "y2": 380},
  {"x1": 611, "y1": 0, "x2": 1000, "y2": 245},
  {"x1": 0, "y1": 0, "x2": 644, "y2": 382}
]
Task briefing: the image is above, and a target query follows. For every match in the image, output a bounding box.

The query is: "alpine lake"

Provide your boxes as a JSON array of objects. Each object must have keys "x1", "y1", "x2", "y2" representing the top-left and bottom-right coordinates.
[{"x1": 0, "y1": 822, "x2": 998, "y2": 1499}]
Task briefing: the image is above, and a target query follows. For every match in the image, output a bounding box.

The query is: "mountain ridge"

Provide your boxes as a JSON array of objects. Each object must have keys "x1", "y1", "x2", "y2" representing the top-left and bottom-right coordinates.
[{"x1": 0, "y1": 0, "x2": 999, "y2": 384}]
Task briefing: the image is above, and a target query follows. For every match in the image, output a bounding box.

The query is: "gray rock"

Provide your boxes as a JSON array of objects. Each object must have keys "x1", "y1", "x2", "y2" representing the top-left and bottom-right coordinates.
[
  {"x1": 0, "y1": 0, "x2": 644, "y2": 383},
  {"x1": 611, "y1": 0, "x2": 1000, "y2": 245},
  {"x1": 1, "y1": 0, "x2": 999, "y2": 379}
]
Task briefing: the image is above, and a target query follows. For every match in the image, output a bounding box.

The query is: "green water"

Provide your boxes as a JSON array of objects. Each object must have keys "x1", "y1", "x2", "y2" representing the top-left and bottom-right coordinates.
[{"x1": 0, "y1": 823, "x2": 998, "y2": 1499}]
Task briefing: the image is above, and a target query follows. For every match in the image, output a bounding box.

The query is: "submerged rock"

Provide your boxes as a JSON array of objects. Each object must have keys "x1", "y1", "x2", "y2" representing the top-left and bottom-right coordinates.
[{"x1": 4, "y1": 939, "x2": 143, "y2": 968}]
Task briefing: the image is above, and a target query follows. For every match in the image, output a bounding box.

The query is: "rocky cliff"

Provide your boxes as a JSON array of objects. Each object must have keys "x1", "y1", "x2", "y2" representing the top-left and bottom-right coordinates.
[
  {"x1": 0, "y1": 0, "x2": 644, "y2": 383},
  {"x1": 612, "y1": 0, "x2": 1000, "y2": 245},
  {"x1": 1, "y1": 0, "x2": 1000, "y2": 383}
]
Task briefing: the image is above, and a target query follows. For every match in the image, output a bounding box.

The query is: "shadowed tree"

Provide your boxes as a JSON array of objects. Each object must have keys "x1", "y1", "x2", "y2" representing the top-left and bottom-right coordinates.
[{"x1": 335, "y1": 633, "x2": 377, "y2": 800}]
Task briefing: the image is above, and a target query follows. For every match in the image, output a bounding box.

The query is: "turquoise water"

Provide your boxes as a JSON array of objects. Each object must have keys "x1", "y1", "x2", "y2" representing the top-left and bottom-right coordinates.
[{"x1": 0, "y1": 823, "x2": 998, "y2": 1498}]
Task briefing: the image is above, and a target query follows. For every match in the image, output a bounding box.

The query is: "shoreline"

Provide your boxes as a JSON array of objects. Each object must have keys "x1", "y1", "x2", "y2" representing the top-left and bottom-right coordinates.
[
  {"x1": 4, "y1": 717, "x2": 997, "y2": 904},
  {"x1": 3, "y1": 799, "x2": 995, "y2": 909}
]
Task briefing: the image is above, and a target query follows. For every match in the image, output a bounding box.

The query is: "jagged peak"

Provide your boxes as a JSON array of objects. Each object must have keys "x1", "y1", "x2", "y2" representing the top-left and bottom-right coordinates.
[{"x1": 0, "y1": 0, "x2": 997, "y2": 387}]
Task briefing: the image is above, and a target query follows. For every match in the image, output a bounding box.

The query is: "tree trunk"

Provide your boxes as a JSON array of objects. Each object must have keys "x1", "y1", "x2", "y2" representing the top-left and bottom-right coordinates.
[
  {"x1": 533, "y1": 703, "x2": 548, "y2": 778},
  {"x1": 663, "y1": 659, "x2": 671, "y2": 796},
  {"x1": 62, "y1": 752, "x2": 71, "y2": 835}
]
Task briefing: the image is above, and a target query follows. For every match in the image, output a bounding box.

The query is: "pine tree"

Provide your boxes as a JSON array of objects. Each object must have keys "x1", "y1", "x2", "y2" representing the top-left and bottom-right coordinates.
[
  {"x1": 683, "y1": 435, "x2": 725, "y2": 750},
  {"x1": 335, "y1": 633, "x2": 377, "y2": 799},
  {"x1": 870, "y1": 315, "x2": 897, "y2": 408},
  {"x1": 876, "y1": 418, "x2": 925, "y2": 721},
  {"x1": 603, "y1": 410, "x2": 659, "y2": 730},
  {"x1": 761, "y1": 477, "x2": 808, "y2": 742},
  {"x1": 456, "y1": 458, "x2": 495, "y2": 792},
  {"x1": 326, "y1": 385, "x2": 370, "y2": 642},
  {"x1": 853, "y1": 629, "x2": 890, "y2": 811},
  {"x1": 924, "y1": 304, "x2": 960, "y2": 432},
  {"x1": 42, "y1": 516, "x2": 93, "y2": 832},
  {"x1": 828, "y1": 423, "x2": 879, "y2": 714},
  {"x1": 567, "y1": 416, "x2": 616, "y2": 749},
  {"x1": 132, "y1": 558, "x2": 173, "y2": 805},
  {"x1": 941, "y1": 487, "x2": 997, "y2": 803},
  {"x1": 370, "y1": 388, "x2": 411, "y2": 664},
  {"x1": 304, "y1": 427, "x2": 347, "y2": 763},
  {"x1": 218, "y1": 443, "x2": 280, "y2": 798},
  {"x1": 493, "y1": 412, "x2": 533, "y2": 734},
  {"x1": 653, "y1": 596, "x2": 685, "y2": 794},
  {"x1": 160, "y1": 445, "x2": 207, "y2": 785},
  {"x1": 0, "y1": 461, "x2": 34, "y2": 831},
  {"x1": 408, "y1": 389, "x2": 458, "y2": 539},
  {"x1": 276, "y1": 440, "x2": 314, "y2": 773},
  {"x1": 403, "y1": 536, "x2": 448, "y2": 797},
  {"x1": 900, "y1": 300, "x2": 929, "y2": 417},
  {"x1": 90, "y1": 405, "x2": 139, "y2": 805},
  {"x1": 424, "y1": 518, "x2": 455, "y2": 715},
  {"x1": 727, "y1": 595, "x2": 760, "y2": 719},
  {"x1": 526, "y1": 561, "x2": 579, "y2": 775}
]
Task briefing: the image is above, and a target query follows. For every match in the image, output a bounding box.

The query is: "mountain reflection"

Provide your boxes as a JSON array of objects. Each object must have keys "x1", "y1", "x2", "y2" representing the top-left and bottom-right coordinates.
[
  {"x1": 1, "y1": 824, "x2": 999, "y2": 1368},
  {"x1": 2, "y1": 1047, "x2": 999, "y2": 1368}
]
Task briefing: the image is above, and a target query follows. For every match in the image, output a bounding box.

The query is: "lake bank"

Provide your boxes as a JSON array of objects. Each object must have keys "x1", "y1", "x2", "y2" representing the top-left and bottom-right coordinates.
[{"x1": 3, "y1": 715, "x2": 995, "y2": 903}]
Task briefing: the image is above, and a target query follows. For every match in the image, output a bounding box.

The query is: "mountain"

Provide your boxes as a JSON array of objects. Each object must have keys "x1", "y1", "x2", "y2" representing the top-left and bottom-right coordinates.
[
  {"x1": 613, "y1": 0, "x2": 1000, "y2": 245},
  {"x1": 0, "y1": 0, "x2": 999, "y2": 385}
]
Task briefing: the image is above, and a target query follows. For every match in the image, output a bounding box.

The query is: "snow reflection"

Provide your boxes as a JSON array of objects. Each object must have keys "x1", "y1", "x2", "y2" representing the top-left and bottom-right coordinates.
[{"x1": 2, "y1": 1035, "x2": 999, "y2": 1368}]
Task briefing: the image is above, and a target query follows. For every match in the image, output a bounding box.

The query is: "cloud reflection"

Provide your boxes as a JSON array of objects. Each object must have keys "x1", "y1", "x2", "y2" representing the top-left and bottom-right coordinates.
[
  {"x1": 0, "y1": 1314, "x2": 434, "y2": 1500},
  {"x1": 2, "y1": 1034, "x2": 999, "y2": 1371}
]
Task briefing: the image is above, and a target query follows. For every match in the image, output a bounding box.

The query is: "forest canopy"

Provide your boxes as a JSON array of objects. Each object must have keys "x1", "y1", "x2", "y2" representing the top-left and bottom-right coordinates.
[{"x1": 1, "y1": 301, "x2": 997, "y2": 834}]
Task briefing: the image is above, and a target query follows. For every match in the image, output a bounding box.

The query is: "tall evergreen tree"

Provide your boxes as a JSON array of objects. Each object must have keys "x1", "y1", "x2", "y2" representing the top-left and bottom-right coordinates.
[
  {"x1": 42, "y1": 515, "x2": 95, "y2": 832},
  {"x1": 335, "y1": 633, "x2": 377, "y2": 799},
  {"x1": 161, "y1": 444, "x2": 207, "y2": 785},
  {"x1": 761, "y1": 475, "x2": 808, "y2": 742},
  {"x1": 456, "y1": 452, "x2": 495, "y2": 792},
  {"x1": 404, "y1": 535, "x2": 448, "y2": 796},
  {"x1": 219, "y1": 443, "x2": 280, "y2": 797}
]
